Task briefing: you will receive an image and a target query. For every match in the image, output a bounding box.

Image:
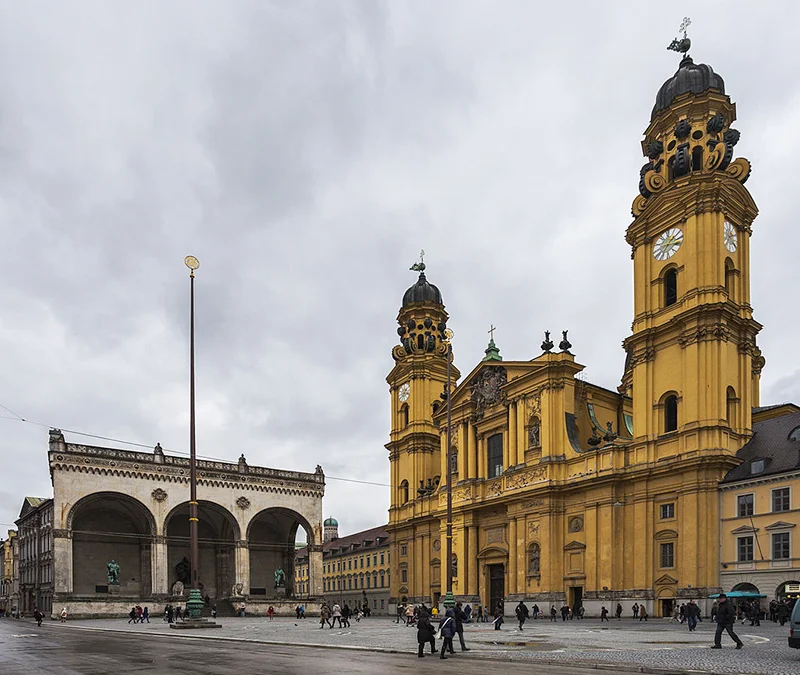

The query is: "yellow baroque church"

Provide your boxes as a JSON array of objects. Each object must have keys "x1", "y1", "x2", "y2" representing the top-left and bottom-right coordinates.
[{"x1": 386, "y1": 50, "x2": 767, "y2": 618}]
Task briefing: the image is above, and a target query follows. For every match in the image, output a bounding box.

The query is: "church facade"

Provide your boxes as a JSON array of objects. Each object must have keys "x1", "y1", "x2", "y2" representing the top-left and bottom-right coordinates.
[
  {"x1": 387, "y1": 51, "x2": 764, "y2": 618},
  {"x1": 47, "y1": 429, "x2": 325, "y2": 617}
]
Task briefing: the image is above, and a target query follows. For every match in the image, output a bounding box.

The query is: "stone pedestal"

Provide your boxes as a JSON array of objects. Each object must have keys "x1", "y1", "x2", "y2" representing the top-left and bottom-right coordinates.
[
  {"x1": 275, "y1": 587, "x2": 286, "y2": 599},
  {"x1": 108, "y1": 584, "x2": 120, "y2": 596},
  {"x1": 170, "y1": 618, "x2": 221, "y2": 630}
]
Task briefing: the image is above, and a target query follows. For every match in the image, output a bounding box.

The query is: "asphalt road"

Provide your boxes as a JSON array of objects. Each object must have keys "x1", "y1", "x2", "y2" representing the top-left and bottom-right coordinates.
[{"x1": 0, "y1": 620, "x2": 618, "y2": 675}]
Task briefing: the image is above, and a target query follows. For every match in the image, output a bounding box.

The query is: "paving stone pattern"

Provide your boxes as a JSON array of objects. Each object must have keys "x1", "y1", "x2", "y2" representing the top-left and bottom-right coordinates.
[{"x1": 54, "y1": 615, "x2": 800, "y2": 674}]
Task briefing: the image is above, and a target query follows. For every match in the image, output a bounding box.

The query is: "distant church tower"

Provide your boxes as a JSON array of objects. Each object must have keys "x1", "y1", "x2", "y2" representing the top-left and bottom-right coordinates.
[
  {"x1": 323, "y1": 516, "x2": 339, "y2": 543},
  {"x1": 621, "y1": 43, "x2": 764, "y2": 596}
]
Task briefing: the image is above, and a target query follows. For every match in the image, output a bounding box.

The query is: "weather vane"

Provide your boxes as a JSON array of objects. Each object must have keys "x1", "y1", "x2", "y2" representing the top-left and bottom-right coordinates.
[
  {"x1": 410, "y1": 248, "x2": 426, "y2": 272},
  {"x1": 667, "y1": 17, "x2": 691, "y2": 55}
]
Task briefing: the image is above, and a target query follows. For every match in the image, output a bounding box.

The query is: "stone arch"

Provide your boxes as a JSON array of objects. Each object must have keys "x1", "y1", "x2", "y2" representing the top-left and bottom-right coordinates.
[
  {"x1": 164, "y1": 500, "x2": 240, "y2": 601},
  {"x1": 776, "y1": 580, "x2": 799, "y2": 599},
  {"x1": 731, "y1": 582, "x2": 759, "y2": 593},
  {"x1": 246, "y1": 507, "x2": 313, "y2": 598},
  {"x1": 68, "y1": 491, "x2": 157, "y2": 596}
]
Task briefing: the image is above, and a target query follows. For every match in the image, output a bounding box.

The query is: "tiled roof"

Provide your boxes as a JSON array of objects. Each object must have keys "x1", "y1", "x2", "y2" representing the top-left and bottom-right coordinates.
[
  {"x1": 295, "y1": 524, "x2": 389, "y2": 560},
  {"x1": 722, "y1": 409, "x2": 800, "y2": 483}
]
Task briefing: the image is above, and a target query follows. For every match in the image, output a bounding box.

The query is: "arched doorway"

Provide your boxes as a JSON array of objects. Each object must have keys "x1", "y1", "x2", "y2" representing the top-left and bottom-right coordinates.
[
  {"x1": 69, "y1": 492, "x2": 156, "y2": 596},
  {"x1": 247, "y1": 508, "x2": 313, "y2": 598},
  {"x1": 165, "y1": 501, "x2": 238, "y2": 601},
  {"x1": 776, "y1": 580, "x2": 800, "y2": 600},
  {"x1": 732, "y1": 582, "x2": 759, "y2": 593}
]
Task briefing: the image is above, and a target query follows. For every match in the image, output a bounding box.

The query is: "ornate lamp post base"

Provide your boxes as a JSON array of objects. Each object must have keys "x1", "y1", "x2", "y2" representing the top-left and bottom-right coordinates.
[
  {"x1": 170, "y1": 589, "x2": 220, "y2": 630},
  {"x1": 443, "y1": 591, "x2": 456, "y2": 609}
]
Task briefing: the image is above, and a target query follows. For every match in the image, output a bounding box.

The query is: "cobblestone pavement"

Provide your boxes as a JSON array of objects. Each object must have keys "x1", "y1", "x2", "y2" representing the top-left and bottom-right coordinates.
[{"x1": 41, "y1": 616, "x2": 800, "y2": 674}]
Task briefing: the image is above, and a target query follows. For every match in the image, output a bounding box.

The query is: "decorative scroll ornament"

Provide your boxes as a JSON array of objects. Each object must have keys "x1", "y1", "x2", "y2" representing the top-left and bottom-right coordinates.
[
  {"x1": 236, "y1": 496, "x2": 251, "y2": 510},
  {"x1": 726, "y1": 157, "x2": 751, "y2": 183},
  {"x1": 151, "y1": 488, "x2": 168, "y2": 502}
]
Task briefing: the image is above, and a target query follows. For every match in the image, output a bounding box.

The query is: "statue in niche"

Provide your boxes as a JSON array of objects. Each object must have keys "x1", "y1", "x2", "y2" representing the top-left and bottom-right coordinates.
[
  {"x1": 274, "y1": 568, "x2": 286, "y2": 588},
  {"x1": 528, "y1": 544, "x2": 541, "y2": 575},
  {"x1": 450, "y1": 555, "x2": 458, "y2": 578},
  {"x1": 106, "y1": 559, "x2": 120, "y2": 585},
  {"x1": 172, "y1": 580, "x2": 185, "y2": 596},
  {"x1": 528, "y1": 422, "x2": 540, "y2": 447},
  {"x1": 175, "y1": 556, "x2": 190, "y2": 586}
]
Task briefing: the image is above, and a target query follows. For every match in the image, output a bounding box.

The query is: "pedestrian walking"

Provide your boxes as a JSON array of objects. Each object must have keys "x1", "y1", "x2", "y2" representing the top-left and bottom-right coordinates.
[
  {"x1": 142, "y1": 606, "x2": 150, "y2": 623},
  {"x1": 454, "y1": 602, "x2": 470, "y2": 650},
  {"x1": 686, "y1": 600, "x2": 698, "y2": 632},
  {"x1": 615, "y1": 603, "x2": 622, "y2": 620},
  {"x1": 267, "y1": 605, "x2": 275, "y2": 621},
  {"x1": 405, "y1": 603, "x2": 415, "y2": 626},
  {"x1": 632, "y1": 602, "x2": 639, "y2": 619},
  {"x1": 493, "y1": 603, "x2": 504, "y2": 630},
  {"x1": 211, "y1": 605, "x2": 217, "y2": 619},
  {"x1": 33, "y1": 608, "x2": 43, "y2": 627},
  {"x1": 515, "y1": 600, "x2": 530, "y2": 630},
  {"x1": 128, "y1": 606, "x2": 138, "y2": 624},
  {"x1": 777, "y1": 600, "x2": 789, "y2": 626},
  {"x1": 438, "y1": 608, "x2": 456, "y2": 659},
  {"x1": 600, "y1": 606, "x2": 609, "y2": 622},
  {"x1": 639, "y1": 605, "x2": 648, "y2": 621},
  {"x1": 319, "y1": 603, "x2": 331, "y2": 629},
  {"x1": 416, "y1": 608, "x2": 436, "y2": 658},
  {"x1": 59, "y1": 607, "x2": 67, "y2": 623},
  {"x1": 550, "y1": 605, "x2": 557, "y2": 622},
  {"x1": 711, "y1": 594, "x2": 743, "y2": 649}
]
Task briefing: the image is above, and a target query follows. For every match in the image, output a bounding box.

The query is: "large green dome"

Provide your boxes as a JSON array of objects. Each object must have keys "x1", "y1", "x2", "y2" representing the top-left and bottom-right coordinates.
[{"x1": 324, "y1": 516, "x2": 338, "y2": 527}]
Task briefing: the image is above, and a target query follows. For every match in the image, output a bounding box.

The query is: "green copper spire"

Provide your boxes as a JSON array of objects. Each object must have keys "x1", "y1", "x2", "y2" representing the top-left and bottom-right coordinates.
[{"x1": 482, "y1": 338, "x2": 502, "y2": 362}]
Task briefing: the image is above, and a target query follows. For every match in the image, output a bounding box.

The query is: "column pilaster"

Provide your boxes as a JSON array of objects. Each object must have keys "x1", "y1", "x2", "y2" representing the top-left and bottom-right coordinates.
[{"x1": 234, "y1": 540, "x2": 250, "y2": 595}]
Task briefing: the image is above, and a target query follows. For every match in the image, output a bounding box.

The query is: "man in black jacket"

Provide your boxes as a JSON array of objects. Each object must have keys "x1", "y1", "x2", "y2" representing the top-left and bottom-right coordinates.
[
  {"x1": 712, "y1": 594, "x2": 743, "y2": 649},
  {"x1": 454, "y1": 602, "x2": 470, "y2": 651}
]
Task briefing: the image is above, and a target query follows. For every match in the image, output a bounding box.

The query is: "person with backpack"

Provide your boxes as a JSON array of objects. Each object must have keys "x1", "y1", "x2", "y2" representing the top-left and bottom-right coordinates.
[{"x1": 438, "y1": 608, "x2": 456, "y2": 659}]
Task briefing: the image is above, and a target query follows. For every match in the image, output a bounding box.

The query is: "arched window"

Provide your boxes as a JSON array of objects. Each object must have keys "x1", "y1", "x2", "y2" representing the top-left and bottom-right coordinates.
[
  {"x1": 691, "y1": 146, "x2": 703, "y2": 172},
  {"x1": 667, "y1": 156, "x2": 676, "y2": 181},
  {"x1": 417, "y1": 334, "x2": 425, "y2": 351},
  {"x1": 726, "y1": 387, "x2": 737, "y2": 427},
  {"x1": 528, "y1": 543, "x2": 541, "y2": 575},
  {"x1": 664, "y1": 268, "x2": 678, "y2": 307},
  {"x1": 400, "y1": 480, "x2": 409, "y2": 504},
  {"x1": 725, "y1": 258, "x2": 736, "y2": 299},
  {"x1": 400, "y1": 404, "x2": 409, "y2": 429},
  {"x1": 664, "y1": 395, "x2": 678, "y2": 433}
]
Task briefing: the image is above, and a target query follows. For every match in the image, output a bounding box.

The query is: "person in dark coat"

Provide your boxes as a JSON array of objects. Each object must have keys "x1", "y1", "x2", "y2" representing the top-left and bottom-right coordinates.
[
  {"x1": 453, "y1": 602, "x2": 470, "y2": 651},
  {"x1": 615, "y1": 603, "x2": 623, "y2": 620},
  {"x1": 777, "y1": 600, "x2": 790, "y2": 626},
  {"x1": 600, "y1": 606, "x2": 609, "y2": 622},
  {"x1": 686, "y1": 600, "x2": 699, "y2": 631},
  {"x1": 515, "y1": 601, "x2": 530, "y2": 630},
  {"x1": 416, "y1": 610, "x2": 436, "y2": 657},
  {"x1": 33, "y1": 608, "x2": 43, "y2": 627},
  {"x1": 712, "y1": 594, "x2": 743, "y2": 649},
  {"x1": 438, "y1": 608, "x2": 456, "y2": 659}
]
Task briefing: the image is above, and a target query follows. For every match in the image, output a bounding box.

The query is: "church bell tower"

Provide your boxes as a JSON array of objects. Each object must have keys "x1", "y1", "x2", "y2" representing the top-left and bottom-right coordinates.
[
  {"x1": 623, "y1": 40, "x2": 763, "y2": 453},
  {"x1": 386, "y1": 257, "x2": 459, "y2": 515}
]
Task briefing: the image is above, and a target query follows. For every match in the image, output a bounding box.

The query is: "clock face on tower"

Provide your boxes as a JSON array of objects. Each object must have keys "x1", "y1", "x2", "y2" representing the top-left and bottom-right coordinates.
[
  {"x1": 398, "y1": 383, "x2": 410, "y2": 402},
  {"x1": 653, "y1": 227, "x2": 684, "y2": 261},
  {"x1": 724, "y1": 220, "x2": 738, "y2": 252}
]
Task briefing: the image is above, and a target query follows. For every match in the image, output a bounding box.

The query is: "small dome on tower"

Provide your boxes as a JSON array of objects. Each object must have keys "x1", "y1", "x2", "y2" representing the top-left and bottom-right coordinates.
[
  {"x1": 652, "y1": 56, "x2": 725, "y2": 120},
  {"x1": 323, "y1": 516, "x2": 338, "y2": 527},
  {"x1": 402, "y1": 272, "x2": 443, "y2": 308}
]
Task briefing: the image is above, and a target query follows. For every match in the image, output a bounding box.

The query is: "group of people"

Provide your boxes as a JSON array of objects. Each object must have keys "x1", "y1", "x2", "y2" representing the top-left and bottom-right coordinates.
[
  {"x1": 161, "y1": 604, "x2": 185, "y2": 623},
  {"x1": 319, "y1": 602, "x2": 362, "y2": 628},
  {"x1": 667, "y1": 600, "x2": 701, "y2": 630},
  {"x1": 416, "y1": 601, "x2": 471, "y2": 659},
  {"x1": 631, "y1": 603, "x2": 649, "y2": 621},
  {"x1": 127, "y1": 605, "x2": 150, "y2": 623}
]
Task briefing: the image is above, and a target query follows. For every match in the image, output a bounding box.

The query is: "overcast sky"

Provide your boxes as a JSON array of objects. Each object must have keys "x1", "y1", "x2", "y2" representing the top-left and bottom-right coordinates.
[{"x1": 1, "y1": 1, "x2": 799, "y2": 538}]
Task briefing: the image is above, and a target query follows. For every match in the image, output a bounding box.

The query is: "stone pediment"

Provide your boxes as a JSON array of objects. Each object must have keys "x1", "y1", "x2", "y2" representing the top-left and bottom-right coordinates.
[
  {"x1": 654, "y1": 529, "x2": 678, "y2": 540},
  {"x1": 655, "y1": 574, "x2": 678, "y2": 585},
  {"x1": 765, "y1": 521, "x2": 796, "y2": 531},
  {"x1": 564, "y1": 540, "x2": 586, "y2": 551},
  {"x1": 731, "y1": 525, "x2": 758, "y2": 534},
  {"x1": 477, "y1": 545, "x2": 508, "y2": 559}
]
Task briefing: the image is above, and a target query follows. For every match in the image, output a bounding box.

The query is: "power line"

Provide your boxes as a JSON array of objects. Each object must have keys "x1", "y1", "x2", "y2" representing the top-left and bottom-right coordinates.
[{"x1": 0, "y1": 404, "x2": 393, "y2": 488}]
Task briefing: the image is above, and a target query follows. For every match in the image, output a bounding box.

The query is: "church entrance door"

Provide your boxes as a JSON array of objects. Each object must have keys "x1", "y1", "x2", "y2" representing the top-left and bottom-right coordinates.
[
  {"x1": 488, "y1": 564, "x2": 505, "y2": 615},
  {"x1": 569, "y1": 586, "x2": 583, "y2": 612},
  {"x1": 661, "y1": 598, "x2": 674, "y2": 618}
]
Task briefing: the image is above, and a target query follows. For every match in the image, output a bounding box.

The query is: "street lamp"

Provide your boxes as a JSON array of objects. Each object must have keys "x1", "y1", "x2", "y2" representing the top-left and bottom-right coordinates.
[
  {"x1": 183, "y1": 255, "x2": 204, "y2": 622},
  {"x1": 443, "y1": 328, "x2": 455, "y2": 610}
]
